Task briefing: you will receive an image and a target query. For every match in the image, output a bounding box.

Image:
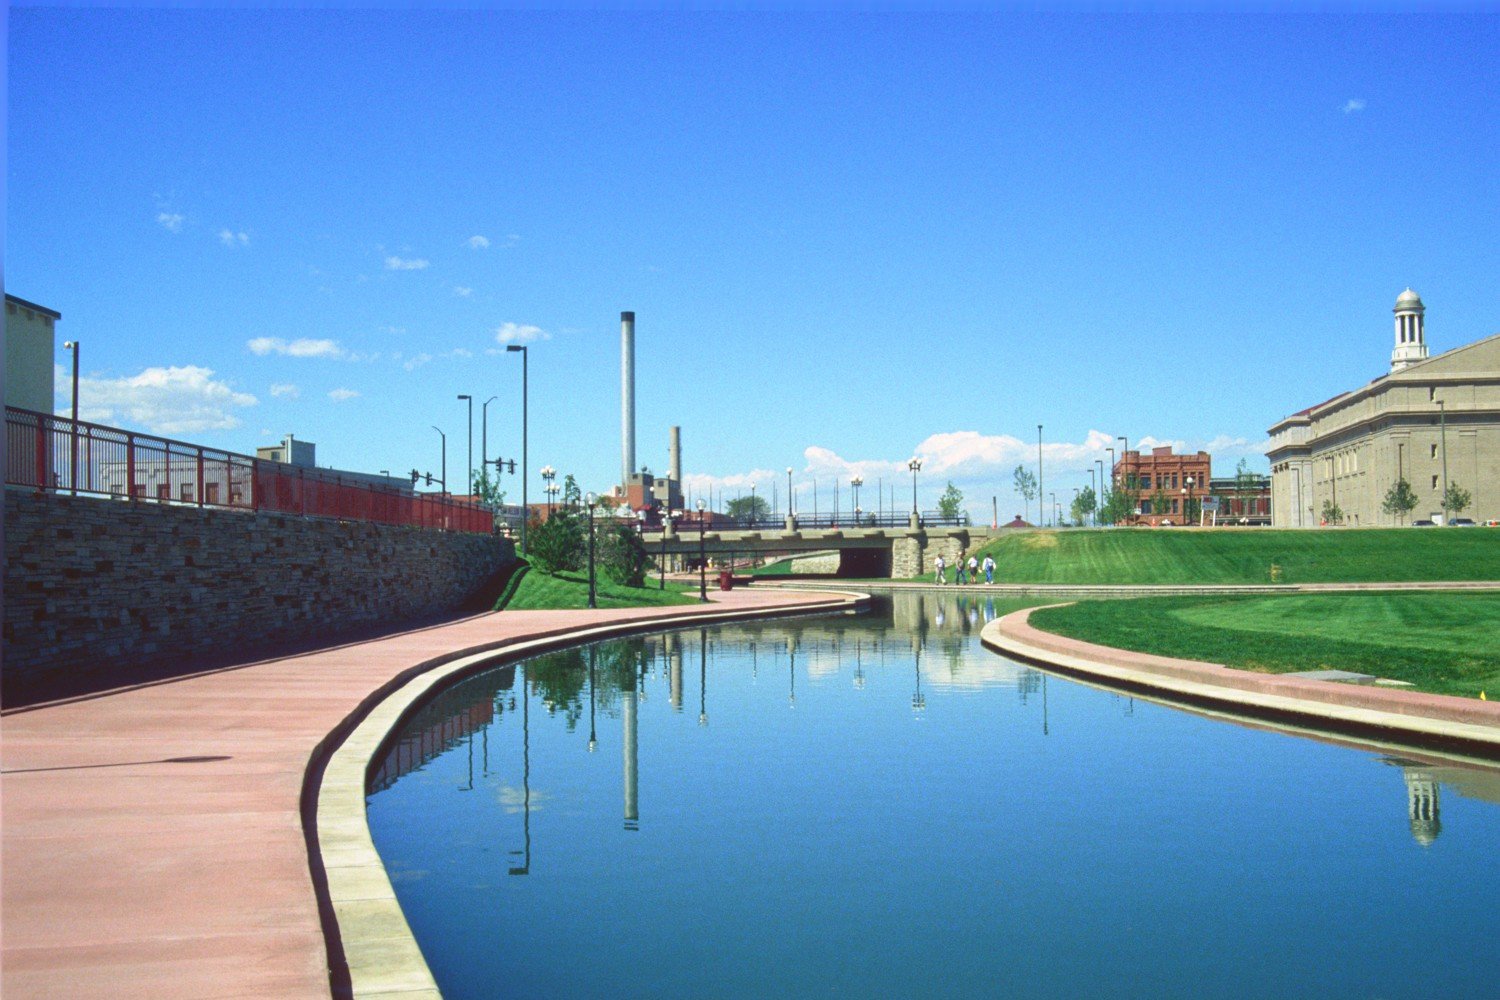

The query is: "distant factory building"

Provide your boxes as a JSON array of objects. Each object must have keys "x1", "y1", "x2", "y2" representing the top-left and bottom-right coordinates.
[
  {"x1": 5, "y1": 294, "x2": 62, "y2": 414},
  {"x1": 1267, "y1": 290, "x2": 1499, "y2": 526}
]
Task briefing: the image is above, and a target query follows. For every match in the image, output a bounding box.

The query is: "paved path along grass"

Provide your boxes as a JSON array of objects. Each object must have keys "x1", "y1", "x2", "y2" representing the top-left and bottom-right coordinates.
[{"x1": 0, "y1": 588, "x2": 853, "y2": 1000}]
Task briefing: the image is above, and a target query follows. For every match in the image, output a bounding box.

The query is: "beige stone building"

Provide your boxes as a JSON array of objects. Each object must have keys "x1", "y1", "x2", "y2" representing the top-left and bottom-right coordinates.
[
  {"x1": 1267, "y1": 290, "x2": 1499, "y2": 527},
  {"x1": 4, "y1": 294, "x2": 62, "y2": 414}
]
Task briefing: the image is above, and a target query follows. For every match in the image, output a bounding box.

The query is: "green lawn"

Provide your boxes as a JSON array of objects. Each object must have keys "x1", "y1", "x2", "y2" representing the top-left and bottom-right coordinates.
[
  {"x1": 500, "y1": 569, "x2": 701, "y2": 611},
  {"x1": 1028, "y1": 591, "x2": 1500, "y2": 697},
  {"x1": 965, "y1": 528, "x2": 1500, "y2": 585}
]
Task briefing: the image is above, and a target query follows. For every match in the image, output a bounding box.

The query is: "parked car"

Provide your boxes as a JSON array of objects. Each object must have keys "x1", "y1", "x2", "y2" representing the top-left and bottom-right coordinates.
[
  {"x1": 1412, "y1": 519, "x2": 1436, "y2": 526},
  {"x1": 1450, "y1": 518, "x2": 1476, "y2": 526}
]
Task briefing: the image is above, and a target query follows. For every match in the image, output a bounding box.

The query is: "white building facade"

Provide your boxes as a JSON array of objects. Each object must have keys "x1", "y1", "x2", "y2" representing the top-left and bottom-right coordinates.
[{"x1": 1267, "y1": 291, "x2": 1499, "y2": 527}]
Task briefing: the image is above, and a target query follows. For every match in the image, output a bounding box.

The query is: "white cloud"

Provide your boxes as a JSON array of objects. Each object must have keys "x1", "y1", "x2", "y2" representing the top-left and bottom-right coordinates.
[
  {"x1": 247, "y1": 337, "x2": 344, "y2": 359},
  {"x1": 219, "y1": 229, "x2": 250, "y2": 246},
  {"x1": 444, "y1": 348, "x2": 473, "y2": 359},
  {"x1": 378, "y1": 325, "x2": 406, "y2": 335},
  {"x1": 403, "y1": 353, "x2": 433, "y2": 371},
  {"x1": 1342, "y1": 98, "x2": 1366, "y2": 114},
  {"x1": 384, "y1": 256, "x2": 430, "y2": 271},
  {"x1": 55, "y1": 363, "x2": 257, "y2": 435},
  {"x1": 466, "y1": 235, "x2": 491, "y2": 250},
  {"x1": 494, "y1": 322, "x2": 549, "y2": 345},
  {"x1": 156, "y1": 212, "x2": 184, "y2": 233},
  {"x1": 328, "y1": 388, "x2": 359, "y2": 402},
  {"x1": 453, "y1": 286, "x2": 473, "y2": 298},
  {"x1": 269, "y1": 383, "x2": 300, "y2": 399}
]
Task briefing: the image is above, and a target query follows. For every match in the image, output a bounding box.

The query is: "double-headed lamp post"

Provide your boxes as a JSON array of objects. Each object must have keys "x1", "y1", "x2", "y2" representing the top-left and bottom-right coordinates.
[
  {"x1": 851, "y1": 475, "x2": 863, "y2": 524},
  {"x1": 697, "y1": 498, "x2": 709, "y2": 602},
  {"x1": 585, "y1": 492, "x2": 598, "y2": 609},
  {"x1": 908, "y1": 457, "x2": 922, "y2": 518}
]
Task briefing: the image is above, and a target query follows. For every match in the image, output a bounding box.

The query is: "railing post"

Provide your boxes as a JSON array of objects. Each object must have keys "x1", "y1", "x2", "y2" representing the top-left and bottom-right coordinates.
[
  {"x1": 126, "y1": 431, "x2": 137, "y2": 501},
  {"x1": 197, "y1": 450, "x2": 205, "y2": 506},
  {"x1": 33, "y1": 416, "x2": 48, "y2": 493}
]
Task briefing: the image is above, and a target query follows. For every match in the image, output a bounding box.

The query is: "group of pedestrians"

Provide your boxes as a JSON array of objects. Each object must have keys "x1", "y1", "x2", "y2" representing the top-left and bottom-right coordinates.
[{"x1": 932, "y1": 553, "x2": 995, "y2": 585}]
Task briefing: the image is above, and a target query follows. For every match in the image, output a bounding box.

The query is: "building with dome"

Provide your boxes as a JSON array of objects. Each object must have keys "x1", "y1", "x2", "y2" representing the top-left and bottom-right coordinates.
[{"x1": 1266, "y1": 290, "x2": 1500, "y2": 527}]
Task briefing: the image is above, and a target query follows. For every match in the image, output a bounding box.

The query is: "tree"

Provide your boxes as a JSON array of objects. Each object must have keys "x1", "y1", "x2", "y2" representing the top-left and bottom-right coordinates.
[
  {"x1": 1012, "y1": 465, "x2": 1038, "y2": 523},
  {"x1": 937, "y1": 481, "x2": 964, "y2": 519},
  {"x1": 562, "y1": 473, "x2": 582, "y2": 507},
  {"x1": 1381, "y1": 478, "x2": 1419, "y2": 523},
  {"x1": 1320, "y1": 498, "x2": 1344, "y2": 525},
  {"x1": 1071, "y1": 486, "x2": 1097, "y2": 526},
  {"x1": 528, "y1": 505, "x2": 585, "y2": 574},
  {"x1": 726, "y1": 494, "x2": 770, "y2": 522},
  {"x1": 470, "y1": 468, "x2": 506, "y2": 507},
  {"x1": 597, "y1": 522, "x2": 648, "y2": 586},
  {"x1": 1443, "y1": 481, "x2": 1473, "y2": 517},
  {"x1": 1233, "y1": 458, "x2": 1259, "y2": 518},
  {"x1": 1149, "y1": 485, "x2": 1171, "y2": 523}
]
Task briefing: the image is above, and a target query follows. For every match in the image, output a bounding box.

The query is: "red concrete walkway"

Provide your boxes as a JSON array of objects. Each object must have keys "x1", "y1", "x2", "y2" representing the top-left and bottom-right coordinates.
[{"x1": 1, "y1": 589, "x2": 850, "y2": 999}]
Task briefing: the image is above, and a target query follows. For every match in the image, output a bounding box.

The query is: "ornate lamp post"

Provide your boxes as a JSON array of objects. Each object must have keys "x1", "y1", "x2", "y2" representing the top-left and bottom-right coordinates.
[
  {"x1": 1185, "y1": 475, "x2": 1196, "y2": 526},
  {"x1": 696, "y1": 498, "x2": 709, "y2": 602},
  {"x1": 851, "y1": 475, "x2": 863, "y2": 524},
  {"x1": 585, "y1": 491, "x2": 598, "y2": 609},
  {"x1": 908, "y1": 457, "x2": 922, "y2": 518}
]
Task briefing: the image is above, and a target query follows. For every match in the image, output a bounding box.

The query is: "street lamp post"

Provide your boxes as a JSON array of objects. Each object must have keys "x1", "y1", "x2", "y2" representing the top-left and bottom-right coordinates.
[
  {"x1": 786, "y1": 467, "x2": 794, "y2": 518},
  {"x1": 585, "y1": 492, "x2": 598, "y2": 609},
  {"x1": 430, "y1": 426, "x2": 447, "y2": 496},
  {"x1": 506, "y1": 345, "x2": 529, "y2": 553},
  {"x1": 1037, "y1": 424, "x2": 1044, "y2": 527},
  {"x1": 1186, "y1": 475, "x2": 1195, "y2": 526},
  {"x1": 908, "y1": 457, "x2": 922, "y2": 519},
  {"x1": 63, "y1": 340, "x2": 80, "y2": 494},
  {"x1": 1050, "y1": 491, "x2": 1056, "y2": 527},
  {"x1": 851, "y1": 475, "x2": 863, "y2": 525},
  {"x1": 749, "y1": 483, "x2": 757, "y2": 527},
  {"x1": 481, "y1": 395, "x2": 497, "y2": 492},
  {"x1": 457, "y1": 394, "x2": 473, "y2": 496},
  {"x1": 1097, "y1": 458, "x2": 1108, "y2": 525},
  {"x1": 1438, "y1": 399, "x2": 1449, "y2": 524},
  {"x1": 659, "y1": 509, "x2": 676, "y2": 590},
  {"x1": 541, "y1": 466, "x2": 557, "y2": 516},
  {"x1": 696, "y1": 498, "x2": 709, "y2": 603}
]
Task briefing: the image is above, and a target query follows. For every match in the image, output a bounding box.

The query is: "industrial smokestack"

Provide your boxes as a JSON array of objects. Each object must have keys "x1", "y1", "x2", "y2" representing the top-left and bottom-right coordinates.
[
  {"x1": 621, "y1": 311, "x2": 636, "y2": 488},
  {"x1": 669, "y1": 425, "x2": 681, "y2": 486}
]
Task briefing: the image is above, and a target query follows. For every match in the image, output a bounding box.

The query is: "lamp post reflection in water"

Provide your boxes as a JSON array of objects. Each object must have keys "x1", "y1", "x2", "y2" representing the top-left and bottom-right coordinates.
[
  {"x1": 587, "y1": 646, "x2": 598, "y2": 753},
  {"x1": 699, "y1": 629, "x2": 709, "y2": 727},
  {"x1": 508, "y1": 668, "x2": 531, "y2": 876},
  {"x1": 623, "y1": 657, "x2": 639, "y2": 832}
]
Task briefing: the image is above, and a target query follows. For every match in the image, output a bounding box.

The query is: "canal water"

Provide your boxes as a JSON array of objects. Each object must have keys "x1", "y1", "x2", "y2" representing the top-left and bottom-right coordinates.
[{"x1": 366, "y1": 594, "x2": 1500, "y2": 999}]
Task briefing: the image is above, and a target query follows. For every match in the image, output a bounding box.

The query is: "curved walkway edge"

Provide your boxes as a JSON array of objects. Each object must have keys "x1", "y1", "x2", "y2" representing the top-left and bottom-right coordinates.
[
  {"x1": 981, "y1": 607, "x2": 1500, "y2": 761},
  {"x1": 1, "y1": 588, "x2": 865, "y2": 1000}
]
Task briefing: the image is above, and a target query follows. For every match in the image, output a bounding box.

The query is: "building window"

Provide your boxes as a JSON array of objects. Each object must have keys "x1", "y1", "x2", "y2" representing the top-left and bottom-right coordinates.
[
  {"x1": 1431, "y1": 444, "x2": 1438, "y2": 459},
  {"x1": 180, "y1": 483, "x2": 194, "y2": 502},
  {"x1": 1141, "y1": 500, "x2": 1153, "y2": 515},
  {"x1": 1140, "y1": 475, "x2": 1151, "y2": 488},
  {"x1": 205, "y1": 482, "x2": 220, "y2": 504},
  {"x1": 156, "y1": 483, "x2": 171, "y2": 501},
  {"x1": 1429, "y1": 387, "x2": 1436, "y2": 402},
  {"x1": 1432, "y1": 475, "x2": 1439, "y2": 490}
]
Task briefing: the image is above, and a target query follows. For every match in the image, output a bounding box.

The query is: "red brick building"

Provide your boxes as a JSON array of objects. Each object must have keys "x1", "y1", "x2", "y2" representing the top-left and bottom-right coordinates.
[{"x1": 1113, "y1": 447, "x2": 1212, "y2": 526}]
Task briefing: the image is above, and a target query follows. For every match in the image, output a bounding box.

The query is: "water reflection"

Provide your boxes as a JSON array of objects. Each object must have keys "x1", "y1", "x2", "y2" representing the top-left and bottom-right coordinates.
[{"x1": 367, "y1": 594, "x2": 1500, "y2": 1000}]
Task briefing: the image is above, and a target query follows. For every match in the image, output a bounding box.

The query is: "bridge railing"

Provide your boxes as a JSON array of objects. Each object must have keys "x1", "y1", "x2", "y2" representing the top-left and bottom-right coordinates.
[
  {"x1": 5, "y1": 405, "x2": 495, "y2": 534},
  {"x1": 635, "y1": 510, "x2": 969, "y2": 533}
]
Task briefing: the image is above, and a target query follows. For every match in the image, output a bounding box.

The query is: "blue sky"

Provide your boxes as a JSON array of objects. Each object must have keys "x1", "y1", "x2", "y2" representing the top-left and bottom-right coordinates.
[{"x1": 8, "y1": 10, "x2": 1498, "y2": 519}]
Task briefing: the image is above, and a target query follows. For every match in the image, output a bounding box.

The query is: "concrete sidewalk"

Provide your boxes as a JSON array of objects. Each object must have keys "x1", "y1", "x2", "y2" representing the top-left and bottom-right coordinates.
[{"x1": 0, "y1": 588, "x2": 855, "y2": 1000}]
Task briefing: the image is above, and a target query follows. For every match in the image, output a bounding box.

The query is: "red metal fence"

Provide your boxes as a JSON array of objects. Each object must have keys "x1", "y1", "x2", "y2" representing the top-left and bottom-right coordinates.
[{"x1": 5, "y1": 406, "x2": 494, "y2": 533}]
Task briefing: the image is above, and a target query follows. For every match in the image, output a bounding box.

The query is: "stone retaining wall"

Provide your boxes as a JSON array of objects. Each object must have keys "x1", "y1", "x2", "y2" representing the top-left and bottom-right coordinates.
[
  {"x1": 890, "y1": 531, "x2": 970, "y2": 579},
  {"x1": 3, "y1": 490, "x2": 514, "y2": 701}
]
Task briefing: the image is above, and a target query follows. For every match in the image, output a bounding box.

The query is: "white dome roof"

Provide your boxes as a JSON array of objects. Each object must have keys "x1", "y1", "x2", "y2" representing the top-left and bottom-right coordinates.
[{"x1": 1395, "y1": 288, "x2": 1424, "y2": 309}]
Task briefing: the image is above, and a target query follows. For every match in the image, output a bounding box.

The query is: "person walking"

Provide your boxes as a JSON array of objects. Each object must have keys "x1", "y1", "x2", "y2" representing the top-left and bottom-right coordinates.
[
  {"x1": 982, "y1": 554, "x2": 996, "y2": 585},
  {"x1": 934, "y1": 554, "x2": 946, "y2": 585},
  {"x1": 956, "y1": 557, "x2": 968, "y2": 585},
  {"x1": 967, "y1": 555, "x2": 980, "y2": 585}
]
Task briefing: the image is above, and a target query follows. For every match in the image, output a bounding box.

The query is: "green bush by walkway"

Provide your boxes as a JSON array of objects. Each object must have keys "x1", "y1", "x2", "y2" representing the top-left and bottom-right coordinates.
[
  {"x1": 1029, "y1": 591, "x2": 1500, "y2": 698},
  {"x1": 499, "y1": 569, "x2": 700, "y2": 611},
  {"x1": 971, "y1": 528, "x2": 1500, "y2": 585}
]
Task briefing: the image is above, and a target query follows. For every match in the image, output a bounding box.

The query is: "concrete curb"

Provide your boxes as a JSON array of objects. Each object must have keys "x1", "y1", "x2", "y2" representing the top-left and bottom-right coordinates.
[
  {"x1": 981, "y1": 608, "x2": 1500, "y2": 761},
  {"x1": 314, "y1": 589, "x2": 868, "y2": 999},
  {"x1": 766, "y1": 580, "x2": 1500, "y2": 597}
]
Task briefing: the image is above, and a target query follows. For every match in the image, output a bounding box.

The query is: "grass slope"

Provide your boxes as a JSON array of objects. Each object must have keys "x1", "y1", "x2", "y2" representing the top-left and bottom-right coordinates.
[
  {"x1": 970, "y1": 528, "x2": 1500, "y2": 585},
  {"x1": 501, "y1": 569, "x2": 700, "y2": 611},
  {"x1": 1029, "y1": 592, "x2": 1500, "y2": 697}
]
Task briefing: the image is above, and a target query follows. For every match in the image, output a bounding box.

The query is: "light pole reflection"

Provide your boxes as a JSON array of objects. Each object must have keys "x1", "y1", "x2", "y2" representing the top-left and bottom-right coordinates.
[
  {"x1": 508, "y1": 666, "x2": 531, "y2": 876},
  {"x1": 699, "y1": 628, "x2": 709, "y2": 726},
  {"x1": 623, "y1": 656, "x2": 639, "y2": 832}
]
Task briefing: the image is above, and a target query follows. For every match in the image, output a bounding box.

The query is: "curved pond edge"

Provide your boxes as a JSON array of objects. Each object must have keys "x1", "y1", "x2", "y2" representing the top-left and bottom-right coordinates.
[
  {"x1": 309, "y1": 590, "x2": 869, "y2": 999},
  {"x1": 981, "y1": 606, "x2": 1500, "y2": 765}
]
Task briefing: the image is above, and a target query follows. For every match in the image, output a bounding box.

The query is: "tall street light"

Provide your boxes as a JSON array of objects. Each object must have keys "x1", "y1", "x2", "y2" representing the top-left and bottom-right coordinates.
[
  {"x1": 851, "y1": 475, "x2": 863, "y2": 524},
  {"x1": 506, "y1": 345, "x2": 529, "y2": 553},
  {"x1": 457, "y1": 394, "x2": 473, "y2": 496},
  {"x1": 1438, "y1": 398, "x2": 1449, "y2": 524},
  {"x1": 786, "y1": 466, "x2": 794, "y2": 517},
  {"x1": 749, "y1": 483, "x2": 757, "y2": 527},
  {"x1": 430, "y1": 426, "x2": 447, "y2": 496},
  {"x1": 696, "y1": 498, "x2": 709, "y2": 602},
  {"x1": 908, "y1": 457, "x2": 922, "y2": 518},
  {"x1": 585, "y1": 492, "x2": 598, "y2": 609},
  {"x1": 1096, "y1": 458, "x2": 1107, "y2": 526},
  {"x1": 1036, "y1": 425, "x2": 1045, "y2": 527},
  {"x1": 541, "y1": 466, "x2": 557, "y2": 516},
  {"x1": 481, "y1": 395, "x2": 498, "y2": 492},
  {"x1": 63, "y1": 340, "x2": 80, "y2": 494}
]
